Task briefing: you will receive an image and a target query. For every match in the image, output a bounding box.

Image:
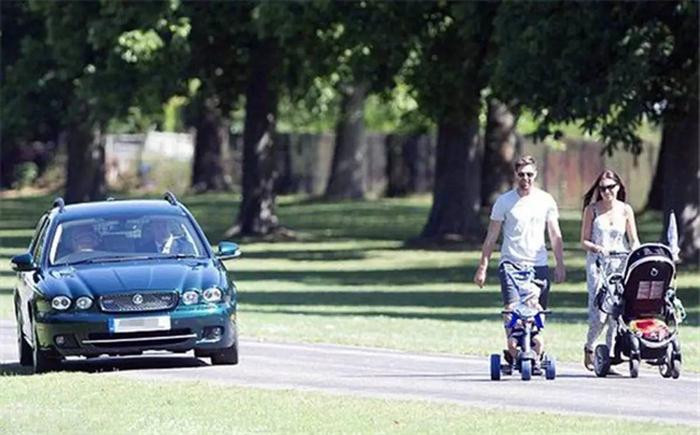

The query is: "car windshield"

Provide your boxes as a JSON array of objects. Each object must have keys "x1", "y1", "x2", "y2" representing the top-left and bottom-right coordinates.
[{"x1": 49, "y1": 214, "x2": 207, "y2": 266}]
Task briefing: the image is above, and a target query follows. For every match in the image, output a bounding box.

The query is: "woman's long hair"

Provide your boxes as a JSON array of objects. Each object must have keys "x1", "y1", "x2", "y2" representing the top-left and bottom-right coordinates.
[{"x1": 582, "y1": 169, "x2": 627, "y2": 210}]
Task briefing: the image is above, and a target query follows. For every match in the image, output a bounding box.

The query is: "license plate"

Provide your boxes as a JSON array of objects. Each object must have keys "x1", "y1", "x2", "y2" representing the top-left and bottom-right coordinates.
[{"x1": 110, "y1": 316, "x2": 171, "y2": 333}]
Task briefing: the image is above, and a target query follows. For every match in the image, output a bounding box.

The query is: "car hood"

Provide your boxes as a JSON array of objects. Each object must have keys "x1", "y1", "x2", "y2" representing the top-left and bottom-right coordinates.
[{"x1": 41, "y1": 259, "x2": 226, "y2": 298}]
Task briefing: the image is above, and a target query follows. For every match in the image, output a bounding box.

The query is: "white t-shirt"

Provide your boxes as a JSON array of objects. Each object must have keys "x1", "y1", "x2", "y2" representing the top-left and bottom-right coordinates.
[{"x1": 490, "y1": 188, "x2": 559, "y2": 267}]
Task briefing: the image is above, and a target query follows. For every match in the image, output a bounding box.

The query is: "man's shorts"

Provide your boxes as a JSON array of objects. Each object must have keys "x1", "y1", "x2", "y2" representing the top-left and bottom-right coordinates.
[{"x1": 498, "y1": 262, "x2": 550, "y2": 308}]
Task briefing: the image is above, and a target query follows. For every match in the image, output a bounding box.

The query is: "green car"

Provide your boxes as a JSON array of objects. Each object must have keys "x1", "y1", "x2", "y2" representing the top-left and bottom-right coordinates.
[{"x1": 11, "y1": 193, "x2": 240, "y2": 373}]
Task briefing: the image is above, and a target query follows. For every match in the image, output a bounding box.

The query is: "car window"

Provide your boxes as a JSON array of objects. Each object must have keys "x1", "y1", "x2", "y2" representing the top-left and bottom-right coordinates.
[
  {"x1": 30, "y1": 215, "x2": 50, "y2": 261},
  {"x1": 49, "y1": 214, "x2": 206, "y2": 265}
]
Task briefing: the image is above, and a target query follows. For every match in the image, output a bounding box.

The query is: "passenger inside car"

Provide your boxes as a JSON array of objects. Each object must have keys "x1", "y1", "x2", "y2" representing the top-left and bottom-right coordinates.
[
  {"x1": 138, "y1": 218, "x2": 196, "y2": 255},
  {"x1": 69, "y1": 225, "x2": 100, "y2": 253}
]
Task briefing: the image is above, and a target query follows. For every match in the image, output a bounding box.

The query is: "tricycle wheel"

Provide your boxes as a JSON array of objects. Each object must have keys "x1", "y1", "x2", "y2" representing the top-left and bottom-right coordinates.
[{"x1": 490, "y1": 354, "x2": 501, "y2": 381}]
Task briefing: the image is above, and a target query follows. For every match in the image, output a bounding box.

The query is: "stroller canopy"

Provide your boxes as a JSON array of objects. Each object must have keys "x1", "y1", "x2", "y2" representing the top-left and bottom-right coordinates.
[{"x1": 622, "y1": 243, "x2": 676, "y2": 320}]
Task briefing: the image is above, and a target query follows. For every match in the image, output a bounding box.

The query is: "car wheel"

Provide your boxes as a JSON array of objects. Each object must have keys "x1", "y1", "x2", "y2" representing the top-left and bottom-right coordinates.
[
  {"x1": 210, "y1": 341, "x2": 238, "y2": 365},
  {"x1": 32, "y1": 323, "x2": 60, "y2": 374},
  {"x1": 15, "y1": 303, "x2": 32, "y2": 366}
]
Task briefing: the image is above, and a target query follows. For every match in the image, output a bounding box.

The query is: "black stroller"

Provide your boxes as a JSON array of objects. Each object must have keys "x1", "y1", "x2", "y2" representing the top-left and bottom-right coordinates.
[{"x1": 593, "y1": 243, "x2": 685, "y2": 378}]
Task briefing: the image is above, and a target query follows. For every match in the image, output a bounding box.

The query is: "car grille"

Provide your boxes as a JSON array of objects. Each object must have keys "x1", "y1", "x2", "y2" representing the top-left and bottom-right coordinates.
[
  {"x1": 84, "y1": 329, "x2": 194, "y2": 348},
  {"x1": 99, "y1": 291, "x2": 178, "y2": 313}
]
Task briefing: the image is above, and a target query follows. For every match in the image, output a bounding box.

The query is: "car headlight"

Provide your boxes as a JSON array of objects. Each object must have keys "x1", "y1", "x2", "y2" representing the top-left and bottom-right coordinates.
[
  {"x1": 51, "y1": 296, "x2": 72, "y2": 311},
  {"x1": 76, "y1": 296, "x2": 93, "y2": 310},
  {"x1": 202, "y1": 287, "x2": 222, "y2": 303},
  {"x1": 182, "y1": 290, "x2": 199, "y2": 305}
]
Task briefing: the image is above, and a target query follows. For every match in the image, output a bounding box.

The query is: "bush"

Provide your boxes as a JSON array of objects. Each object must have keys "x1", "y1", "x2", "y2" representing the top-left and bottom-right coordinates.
[{"x1": 12, "y1": 162, "x2": 39, "y2": 189}]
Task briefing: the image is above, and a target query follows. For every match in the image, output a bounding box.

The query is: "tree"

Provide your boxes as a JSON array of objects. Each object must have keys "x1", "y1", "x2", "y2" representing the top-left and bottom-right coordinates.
[
  {"x1": 403, "y1": 2, "x2": 500, "y2": 242},
  {"x1": 493, "y1": 1, "x2": 699, "y2": 263},
  {"x1": 481, "y1": 98, "x2": 521, "y2": 207},
  {"x1": 319, "y1": 3, "x2": 414, "y2": 200},
  {"x1": 181, "y1": 2, "x2": 253, "y2": 192},
  {"x1": 226, "y1": 2, "x2": 313, "y2": 237},
  {"x1": 229, "y1": 37, "x2": 281, "y2": 236},
  {"x1": 1, "y1": 1, "x2": 69, "y2": 188},
  {"x1": 7, "y1": 1, "x2": 188, "y2": 203}
]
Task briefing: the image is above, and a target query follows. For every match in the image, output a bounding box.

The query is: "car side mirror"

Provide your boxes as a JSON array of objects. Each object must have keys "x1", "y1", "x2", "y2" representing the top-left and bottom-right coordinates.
[
  {"x1": 216, "y1": 242, "x2": 241, "y2": 260},
  {"x1": 11, "y1": 253, "x2": 37, "y2": 272}
]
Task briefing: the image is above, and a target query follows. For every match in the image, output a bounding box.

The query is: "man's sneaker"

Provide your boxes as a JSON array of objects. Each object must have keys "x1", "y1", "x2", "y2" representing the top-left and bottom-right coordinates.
[
  {"x1": 532, "y1": 361, "x2": 543, "y2": 376},
  {"x1": 502, "y1": 364, "x2": 513, "y2": 375},
  {"x1": 502, "y1": 350, "x2": 514, "y2": 375},
  {"x1": 503, "y1": 350, "x2": 514, "y2": 365}
]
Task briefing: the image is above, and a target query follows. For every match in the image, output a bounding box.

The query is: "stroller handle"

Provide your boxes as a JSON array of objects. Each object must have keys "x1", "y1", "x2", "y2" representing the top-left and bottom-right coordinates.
[
  {"x1": 501, "y1": 309, "x2": 551, "y2": 315},
  {"x1": 601, "y1": 250, "x2": 629, "y2": 257}
]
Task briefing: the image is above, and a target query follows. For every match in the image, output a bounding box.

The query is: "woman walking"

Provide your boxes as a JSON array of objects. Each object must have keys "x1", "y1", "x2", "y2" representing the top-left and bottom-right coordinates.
[{"x1": 580, "y1": 170, "x2": 640, "y2": 370}]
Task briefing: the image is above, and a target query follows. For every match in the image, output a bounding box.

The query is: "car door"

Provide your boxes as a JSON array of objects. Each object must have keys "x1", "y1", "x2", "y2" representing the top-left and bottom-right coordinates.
[{"x1": 17, "y1": 214, "x2": 49, "y2": 342}]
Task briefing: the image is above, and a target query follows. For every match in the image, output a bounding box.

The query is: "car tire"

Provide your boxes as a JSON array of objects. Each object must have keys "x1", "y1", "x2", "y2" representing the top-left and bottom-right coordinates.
[
  {"x1": 210, "y1": 341, "x2": 238, "y2": 365},
  {"x1": 32, "y1": 323, "x2": 60, "y2": 374},
  {"x1": 15, "y1": 303, "x2": 32, "y2": 366}
]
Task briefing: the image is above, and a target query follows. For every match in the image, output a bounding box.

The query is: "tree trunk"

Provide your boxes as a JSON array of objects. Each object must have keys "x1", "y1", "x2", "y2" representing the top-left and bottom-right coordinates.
[
  {"x1": 660, "y1": 105, "x2": 699, "y2": 265},
  {"x1": 386, "y1": 134, "x2": 410, "y2": 197},
  {"x1": 386, "y1": 134, "x2": 434, "y2": 197},
  {"x1": 190, "y1": 97, "x2": 230, "y2": 192},
  {"x1": 646, "y1": 131, "x2": 666, "y2": 212},
  {"x1": 64, "y1": 121, "x2": 105, "y2": 204},
  {"x1": 229, "y1": 39, "x2": 280, "y2": 237},
  {"x1": 420, "y1": 114, "x2": 483, "y2": 242},
  {"x1": 325, "y1": 82, "x2": 368, "y2": 200},
  {"x1": 481, "y1": 99, "x2": 520, "y2": 207}
]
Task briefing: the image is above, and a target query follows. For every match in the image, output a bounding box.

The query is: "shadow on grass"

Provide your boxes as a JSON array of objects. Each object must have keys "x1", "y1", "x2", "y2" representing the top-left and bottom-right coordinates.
[
  {"x1": 232, "y1": 267, "x2": 590, "y2": 289},
  {"x1": 243, "y1": 307, "x2": 597, "y2": 324},
  {"x1": 242, "y1": 290, "x2": 502, "y2": 309},
  {"x1": 0, "y1": 236, "x2": 32, "y2": 250},
  {"x1": 0, "y1": 355, "x2": 209, "y2": 376},
  {"x1": 242, "y1": 249, "x2": 371, "y2": 262}
]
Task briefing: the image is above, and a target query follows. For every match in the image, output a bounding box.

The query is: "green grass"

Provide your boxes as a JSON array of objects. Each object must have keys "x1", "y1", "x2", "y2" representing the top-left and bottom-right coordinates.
[
  {"x1": 0, "y1": 374, "x2": 695, "y2": 434},
  {"x1": 0, "y1": 193, "x2": 698, "y2": 372}
]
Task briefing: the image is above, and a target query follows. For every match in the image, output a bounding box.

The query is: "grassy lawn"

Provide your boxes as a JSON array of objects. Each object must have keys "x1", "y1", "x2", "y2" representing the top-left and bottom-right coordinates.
[
  {"x1": 0, "y1": 192, "x2": 698, "y2": 372},
  {"x1": 0, "y1": 374, "x2": 695, "y2": 434}
]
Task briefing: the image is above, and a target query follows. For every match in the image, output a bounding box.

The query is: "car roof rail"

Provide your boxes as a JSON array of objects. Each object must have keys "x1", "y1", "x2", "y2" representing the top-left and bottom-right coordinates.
[
  {"x1": 164, "y1": 191, "x2": 178, "y2": 206},
  {"x1": 52, "y1": 197, "x2": 65, "y2": 213}
]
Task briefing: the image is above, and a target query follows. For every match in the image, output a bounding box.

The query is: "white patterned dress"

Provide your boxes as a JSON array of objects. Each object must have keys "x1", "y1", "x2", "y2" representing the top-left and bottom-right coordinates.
[{"x1": 585, "y1": 205, "x2": 628, "y2": 351}]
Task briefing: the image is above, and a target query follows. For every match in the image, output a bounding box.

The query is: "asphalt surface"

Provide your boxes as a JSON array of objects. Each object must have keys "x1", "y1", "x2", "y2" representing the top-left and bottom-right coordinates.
[{"x1": 1, "y1": 319, "x2": 698, "y2": 425}]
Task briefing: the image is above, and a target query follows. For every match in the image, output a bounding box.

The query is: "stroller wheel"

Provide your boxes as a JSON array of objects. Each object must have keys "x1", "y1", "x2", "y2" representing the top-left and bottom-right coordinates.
[
  {"x1": 671, "y1": 357, "x2": 681, "y2": 379},
  {"x1": 660, "y1": 346, "x2": 673, "y2": 378},
  {"x1": 594, "y1": 345, "x2": 610, "y2": 378},
  {"x1": 629, "y1": 357, "x2": 640, "y2": 378},
  {"x1": 490, "y1": 354, "x2": 501, "y2": 381}
]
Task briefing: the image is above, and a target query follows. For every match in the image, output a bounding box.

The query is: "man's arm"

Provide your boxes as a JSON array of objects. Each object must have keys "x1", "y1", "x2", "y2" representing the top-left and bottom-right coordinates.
[
  {"x1": 474, "y1": 220, "x2": 502, "y2": 288},
  {"x1": 547, "y1": 217, "x2": 566, "y2": 283}
]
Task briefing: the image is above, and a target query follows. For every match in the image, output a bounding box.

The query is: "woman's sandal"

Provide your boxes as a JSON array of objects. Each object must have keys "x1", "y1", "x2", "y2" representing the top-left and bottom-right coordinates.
[{"x1": 584, "y1": 347, "x2": 594, "y2": 371}]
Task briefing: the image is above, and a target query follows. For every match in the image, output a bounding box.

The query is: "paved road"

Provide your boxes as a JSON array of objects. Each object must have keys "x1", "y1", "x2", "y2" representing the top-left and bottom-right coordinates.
[{"x1": 1, "y1": 319, "x2": 698, "y2": 425}]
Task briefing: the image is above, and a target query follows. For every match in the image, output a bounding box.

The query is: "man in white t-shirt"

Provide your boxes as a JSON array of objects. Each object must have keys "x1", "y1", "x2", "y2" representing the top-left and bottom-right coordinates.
[{"x1": 474, "y1": 155, "x2": 566, "y2": 370}]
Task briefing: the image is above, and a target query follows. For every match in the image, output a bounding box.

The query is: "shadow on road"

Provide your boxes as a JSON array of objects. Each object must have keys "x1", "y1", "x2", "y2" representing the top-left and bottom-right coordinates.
[{"x1": 0, "y1": 355, "x2": 209, "y2": 376}]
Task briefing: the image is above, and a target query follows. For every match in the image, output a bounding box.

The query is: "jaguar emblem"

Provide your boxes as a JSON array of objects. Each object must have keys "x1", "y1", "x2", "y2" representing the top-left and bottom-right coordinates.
[{"x1": 132, "y1": 293, "x2": 144, "y2": 305}]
